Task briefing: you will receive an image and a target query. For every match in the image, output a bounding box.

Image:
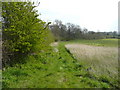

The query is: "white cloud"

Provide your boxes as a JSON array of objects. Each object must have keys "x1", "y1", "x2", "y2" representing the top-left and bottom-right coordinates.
[{"x1": 33, "y1": 0, "x2": 119, "y2": 32}]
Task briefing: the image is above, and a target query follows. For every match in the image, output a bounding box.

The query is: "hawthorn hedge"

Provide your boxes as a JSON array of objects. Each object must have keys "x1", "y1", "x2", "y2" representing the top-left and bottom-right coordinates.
[{"x1": 2, "y1": 2, "x2": 53, "y2": 67}]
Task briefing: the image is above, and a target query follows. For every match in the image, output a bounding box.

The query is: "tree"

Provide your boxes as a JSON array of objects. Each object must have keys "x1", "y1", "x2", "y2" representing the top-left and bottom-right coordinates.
[{"x1": 2, "y1": 2, "x2": 53, "y2": 66}]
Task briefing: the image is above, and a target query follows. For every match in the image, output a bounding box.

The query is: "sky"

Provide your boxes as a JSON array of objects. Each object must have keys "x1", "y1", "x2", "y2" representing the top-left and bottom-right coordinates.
[{"x1": 31, "y1": 0, "x2": 119, "y2": 32}]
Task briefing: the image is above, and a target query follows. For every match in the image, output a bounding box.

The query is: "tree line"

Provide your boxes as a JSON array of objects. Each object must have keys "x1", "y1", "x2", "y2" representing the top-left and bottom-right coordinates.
[{"x1": 49, "y1": 20, "x2": 118, "y2": 41}]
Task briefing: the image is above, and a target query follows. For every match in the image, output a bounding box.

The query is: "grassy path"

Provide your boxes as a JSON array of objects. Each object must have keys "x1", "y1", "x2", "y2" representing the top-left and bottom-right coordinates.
[{"x1": 2, "y1": 41, "x2": 119, "y2": 88}]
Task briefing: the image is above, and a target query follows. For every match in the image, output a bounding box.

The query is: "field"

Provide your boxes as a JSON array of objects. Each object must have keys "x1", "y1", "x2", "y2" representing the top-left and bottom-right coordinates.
[
  {"x1": 2, "y1": 39, "x2": 119, "y2": 88},
  {"x1": 66, "y1": 39, "x2": 118, "y2": 47},
  {"x1": 65, "y1": 39, "x2": 118, "y2": 87}
]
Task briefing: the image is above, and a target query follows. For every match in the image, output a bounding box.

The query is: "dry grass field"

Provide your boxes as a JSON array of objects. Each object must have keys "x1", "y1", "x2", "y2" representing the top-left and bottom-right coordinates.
[{"x1": 65, "y1": 44, "x2": 118, "y2": 81}]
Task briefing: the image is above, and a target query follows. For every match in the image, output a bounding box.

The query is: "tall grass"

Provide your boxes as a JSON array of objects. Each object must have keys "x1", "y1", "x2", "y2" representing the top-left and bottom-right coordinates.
[{"x1": 65, "y1": 39, "x2": 119, "y2": 88}]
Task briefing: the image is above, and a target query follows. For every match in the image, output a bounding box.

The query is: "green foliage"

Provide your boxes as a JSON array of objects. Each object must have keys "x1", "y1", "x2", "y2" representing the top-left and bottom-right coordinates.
[
  {"x1": 2, "y1": 2, "x2": 54, "y2": 66},
  {"x1": 50, "y1": 20, "x2": 118, "y2": 41}
]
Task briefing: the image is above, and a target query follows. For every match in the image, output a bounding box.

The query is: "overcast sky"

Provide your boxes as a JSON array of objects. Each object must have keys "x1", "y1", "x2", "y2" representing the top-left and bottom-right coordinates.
[{"x1": 31, "y1": 0, "x2": 119, "y2": 32}]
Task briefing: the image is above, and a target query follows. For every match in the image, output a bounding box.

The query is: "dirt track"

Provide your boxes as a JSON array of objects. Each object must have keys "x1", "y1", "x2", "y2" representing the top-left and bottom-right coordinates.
[
  {"x1": 50, "y1": 42, "x2": 59, "y2": 52},
  {"x1": 50, "y1": 42, "x2": 58, "y2": 47}
]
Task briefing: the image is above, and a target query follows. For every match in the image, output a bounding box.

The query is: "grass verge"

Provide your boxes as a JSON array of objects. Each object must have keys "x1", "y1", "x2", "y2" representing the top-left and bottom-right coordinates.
[{"x1": 2, "y1": 42, "x2": 118, "y2": 88}]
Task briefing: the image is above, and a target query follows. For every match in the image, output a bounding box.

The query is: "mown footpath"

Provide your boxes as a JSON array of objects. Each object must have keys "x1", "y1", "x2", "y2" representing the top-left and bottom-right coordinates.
[{"x1": 2, "y1": 43, "x2": 118, "y2": 88}]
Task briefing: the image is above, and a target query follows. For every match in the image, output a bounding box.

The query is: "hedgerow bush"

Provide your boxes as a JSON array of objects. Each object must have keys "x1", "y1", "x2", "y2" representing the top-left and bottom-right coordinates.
[{"x1": 2, "y1": 2, "x2": 54, "y2": 67}]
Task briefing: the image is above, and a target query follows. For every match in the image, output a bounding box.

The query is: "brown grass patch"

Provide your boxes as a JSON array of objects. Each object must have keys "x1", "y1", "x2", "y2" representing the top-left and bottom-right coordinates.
[{"x1": 65, "y1": 44, "x2": 118, "y2": 79}]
